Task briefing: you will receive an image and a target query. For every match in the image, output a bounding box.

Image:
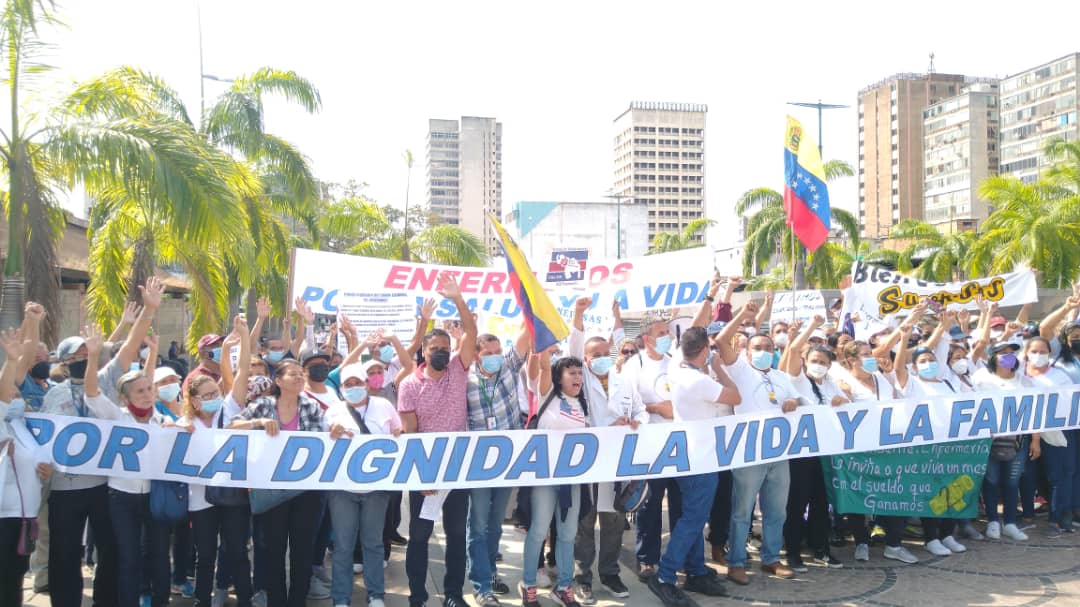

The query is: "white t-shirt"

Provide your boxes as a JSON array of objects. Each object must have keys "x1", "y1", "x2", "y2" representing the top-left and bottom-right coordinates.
[
  {"x1": 536, "y1": 391, "x2": 589, "y2": 430},
  {"x1": 304, "y1": 387, "x2": 343, "y2": 411},
  {"x1": 791, "y1": 372, "x2": 848, "y2": 407},
  {"x1": 669, "y1": 363, "x2": 732, "y2": 420},
  {"x1": 623, "y1": 353, "x2": 673, "y2": 423},
  {"x1": 85, "y1": 393, "x2": 163, "y2": 495},
  {"x1": 1022, "y1": 366, "x2": 1071, "y2": 447},
  {"x1": 723, "y1": 356, "x2": 804, "y2": 415},
  {"x1": 839, "y1": 370, "x2": 896, "y2": 402},
  {"x1": 328, "y1": 396, "x2": 401, "y2": 436},
  {"x1": 901, "y1": 374, "x2": 968, "y2": 399},
  {"x1": 970, "y1": 368, "x2": 1032, "y2": 392},
  {"x1": 0, "y1": 399, "x2": 48, "y2": 518}
]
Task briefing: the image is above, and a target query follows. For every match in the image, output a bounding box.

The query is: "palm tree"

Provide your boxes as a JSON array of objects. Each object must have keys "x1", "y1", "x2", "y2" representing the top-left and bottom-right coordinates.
[
  {"x1": 648, "y1": 218, "x2": 716, "y2": 254},
  {"x1": 73, "y1": 67, "x2": 322, "y2": 344},
  {"x1": 1043, "y1": 137, "x2": 1080, "y2": 190},
  {"x1": 737, "y1": 159, "x2": 855, "y2": 288},
  {"x1": 885, "y1": 219, "x2": 977, "y2": 282},
  {"x1": 968, "y1": 176, "x2": 1080, "y2": 288}
]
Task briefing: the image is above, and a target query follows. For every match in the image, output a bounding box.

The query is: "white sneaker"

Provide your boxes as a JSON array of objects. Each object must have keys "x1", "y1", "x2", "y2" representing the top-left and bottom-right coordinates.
[
  {"x1": 369, "y1": 600, "x2": 385, "y2": 607},
  {"x1": 335, "y1": 604, "x2": 349, "y2": 607},
  {"x1": 883, "y1": 545, "x2": 918, "y2": 564},
  {"x1": 354, "y1": 563, "x2": 364, "y2": 573},
  {"x1": 535, "y1": 568, "x2": 553, "y2": 589},
  {"x1": 941, "y1": 536, "x2": 966, "y2": 553},
  {"x1": 854, "y1": 543, "x2": 870, "y2": 562},
  {"x1": 961, "y1": 523, "x2": 985, "y2": 541},
  {"x1": 985, "y1": 521, "x2": 1001, "y2": 540},
  {"x1": 252, "y1": 589, "x2": 267, "y2": 607},
  {"x1": 925, "y1": 539, "x2": 951, "y2": 556},
  {"x1": 307, "y1": 575, "x2": 331, "y2": 600},
  {"x1": 1002, "y1": 524, "x2": 1029, "y2": 541}
]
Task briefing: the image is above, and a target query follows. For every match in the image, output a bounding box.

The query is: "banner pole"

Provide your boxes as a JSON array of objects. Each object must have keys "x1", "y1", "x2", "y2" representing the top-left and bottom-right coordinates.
[{"x1": 790, "y1": 224, "x2": 797, "y2": 323}]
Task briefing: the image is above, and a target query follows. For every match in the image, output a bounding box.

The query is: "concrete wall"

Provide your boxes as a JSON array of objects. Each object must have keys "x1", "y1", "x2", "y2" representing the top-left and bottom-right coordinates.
[{"x1": 53, "y1": 286, "x2": 191, "y2": 352}]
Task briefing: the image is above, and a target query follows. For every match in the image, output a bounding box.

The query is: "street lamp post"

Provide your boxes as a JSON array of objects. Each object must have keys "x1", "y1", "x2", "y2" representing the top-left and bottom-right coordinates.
[{"x1": 603, "y1": 191, "x2": 627, "y2": 258}]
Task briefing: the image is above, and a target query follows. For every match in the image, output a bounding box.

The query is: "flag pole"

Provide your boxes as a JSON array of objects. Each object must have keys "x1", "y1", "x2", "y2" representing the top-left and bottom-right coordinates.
[{"x1": 790, "y1": 224, "x2": 797, "y2": 324}]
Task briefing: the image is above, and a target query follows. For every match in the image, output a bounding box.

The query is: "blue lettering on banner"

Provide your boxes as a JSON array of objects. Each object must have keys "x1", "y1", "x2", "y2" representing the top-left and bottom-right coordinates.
[
  {"x1": 320, "y1": 439, "x2": 352, "y2": 482},
  {"x1": 199, "y1": 436, "x2": 248, "y2": 480},
  {"x1": 25, "y1": 417, "x2": 54, "y2": 445},
  {"x1": 879, "y1": 408, "x2": 903, "y2": 446},
  {"x1": 1032, "y1": 394, "x2": 1045, "y2": 430},
  {"x1": 948, "y1": 399, "x2": 975, "y2": 438},
  {"x1": 761, "y1": 417, "x2": 792, "y2": 460},
  {"x1": 272, "y1": 436, "x2": 324, "y2": 482},
  {"x1": 970, "y1": 398, "x2": 998, "y2": 436},
  {"x1": 443, "y1": 436, "x2": 471, "y2": 482},
  {"x1": 1045, "y1": 393, "x2": 1067, "y2": 428},
  {"x1": 53, "y1": 422, "x2": 101, "y2": 467},
  {"x1": 394, "y1": 437, "x2": 448, "y2": 484},
  {"x1": 98, "y1": 426, "x2": 149, "y2": 472},
  {"x1": 554, "y1": 433, "x2": 597, "y2": 478},
  {"x1": 714, "y1": 421, "x2": 746, "y2": 467},
  {"x1": 164, "y1": 432, "x2": 199, "y2": 477},
  {"x1": 347, "y1": 439, "x2": 398, "y2": 483},
  {"x1": 506, "y1": 435, "x2": 550, "y2": 479},
  {"x1": 1000, "y1": 395, "x2": 1033, "y2": 433},
  {"x1": 649, "y1": 431, "x2": 689, "y2": 474},
  {"x1": 467, "y1": 436, "x2": 513, "y2": 482},
  {"x1": 789, "y1": 414, "x2": 819, "y2": 455},
  {"x1": 617, "y1": 434, "x2": 650, "y2": 476},
  {"x1": 1070, "y1": 392, "x2": 1080, "y2": 427},
  {"x1": 903, "y1": 404, "x2": 934, "y2": 443},
  {"x1": 301, "y1": 287, "x2": 339, "y2": 313},
  {"x1": 743, "y1": 420, "x2": 760, "y2": 463},
  {"x1": 836, "y1": 409, "x2": 866, "y2": 450}
]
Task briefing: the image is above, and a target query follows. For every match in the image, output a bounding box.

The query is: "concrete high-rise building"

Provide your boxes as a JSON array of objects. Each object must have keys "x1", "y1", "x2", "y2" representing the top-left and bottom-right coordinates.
[
  {"x1": 502, "y1": 200, "x2": 650, "y2": 261},
  {"x1": 858, "y1": 72, "x2": 971, "y2": 239},
  {"x1": 426, "y1": 116, "x2": 503, "y2": 254},
  {"x1": 999, "y1": 53, "x2": 1080, "y2": 183},
  {"x1": 612, "y1": 102, "x2": 707, "y2": 246},
  {"x1": 922, "y1": 81, "x2": 1000, "y2": 233}
]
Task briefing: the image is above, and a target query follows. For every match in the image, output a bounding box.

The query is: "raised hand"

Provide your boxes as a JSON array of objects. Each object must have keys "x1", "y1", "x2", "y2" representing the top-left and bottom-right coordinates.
[
  {"x1": 139, "y1": 276, "x2": 164, "y2": 310},
  {"x1": 575, "y1": 297, "x2": 593, "y2": 314},
  {"x1": 83, "y1": 325, "x2": 104, "y2": 356},
  {"x1": 24, "y1": 301, "x2": 46, "y2": 322},
  {"x1": 448, "y1": 322, "x2": 464, "y2": 342},
  {"x1": 118, "y1": 301, "x2": 141, "y2": 326},
  {"x1": 294, "y1": 297, "x2": 314, "y2": 324},
  {"x1": 233, "y1": 314, "x2": 249, "y2": 336},
  {"x1": 144, "y1": 330, "x2": 159, "y2": 350},
  {"x1": 436, "y1": 272, "x2": 461, "y2": 299},
  {"x1": 957, "y1": 308, "x2": 971, "y2": 328},
  {"x1": 256, "y1": 297, "x2": 271, "y2": 319},
  {"x1": 811, "y1": 314, "x2": 825, "y2": 327},
  {"x1": 420, "y1": 298, "x2": 437, "y2": 320},
  {"x1": 0, "y1": 328, "x2": 23, "y2": 360}
]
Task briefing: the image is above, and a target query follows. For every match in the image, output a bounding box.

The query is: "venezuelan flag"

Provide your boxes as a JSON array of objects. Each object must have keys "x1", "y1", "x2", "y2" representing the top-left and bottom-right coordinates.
[
  {"x1": 489, "y1": 215, "x2": 569, "y2": 352},
  {"x1": 783, "y1": 115, "x2": 831, "y2": 251}
]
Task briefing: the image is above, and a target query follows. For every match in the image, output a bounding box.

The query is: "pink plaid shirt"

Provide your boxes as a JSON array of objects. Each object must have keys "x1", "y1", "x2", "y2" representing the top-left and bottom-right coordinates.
[{"x1": 397, "y1": 352, "x2": 468, "y2": 433}]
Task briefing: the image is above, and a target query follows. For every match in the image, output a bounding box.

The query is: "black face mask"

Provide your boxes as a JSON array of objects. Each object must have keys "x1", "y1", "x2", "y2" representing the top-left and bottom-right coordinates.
[
  {"x1": 67, "y1": 359, "x2": 88, "y2": 380},
  {"x1": 1070, "y1": 340, "x2": 1080, "y2": 356},
  {"x1": 306, "y1": 363, "x2": 330, "y2": 383},
  {"x1": 30, "y1": 361, "x2": 51, "y2": 381},
  {"x1": 428, "y1": 349, "x2": 451, "y2": 371}
]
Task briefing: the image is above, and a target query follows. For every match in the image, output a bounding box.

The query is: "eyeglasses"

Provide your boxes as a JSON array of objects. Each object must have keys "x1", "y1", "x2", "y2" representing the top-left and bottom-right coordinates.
[
  {"x1": 196, "y1": 390, "x2": 221, "y2": 402},
  {"x1": 620, "y1": 349, "x2": 638, "y2": 356}
]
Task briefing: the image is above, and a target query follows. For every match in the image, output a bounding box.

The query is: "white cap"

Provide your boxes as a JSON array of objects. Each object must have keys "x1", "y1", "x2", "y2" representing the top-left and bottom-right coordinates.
[
  {"x1": 361, "y1": 359, "x2": 386, "y2": 377},
  {"x1": 340, "y1": 363, "x2": 367, "y2": 383},
  {"x1": 153, "y1": 366, "x2": 180, "y2": 383},
  {"x1": 810, "y1": 329, "x2": 827, "y2": 341}
]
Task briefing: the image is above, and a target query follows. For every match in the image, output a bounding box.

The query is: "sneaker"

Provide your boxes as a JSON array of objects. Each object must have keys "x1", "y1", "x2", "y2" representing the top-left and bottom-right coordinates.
[
  {"x1": 443, "y1": 596, "x2": 467, "y2": 607},
  {"x1": 492, "y1": 576, "x2": 510, "y2": 595},
  {"x1": 941, "y1": 536, "x2": 966, "y2": 553},
  {"x1": 882, "y1": 545, "x2": 919, "y2": 564},
  {"x1": 646, "y1": 575, "x2": 689, "y2": 607},
  {"x1": 495, "y1": 552, "x2": 503, "y2": 562},
  {"x1": 212, "y1": 587, "x2": 228, "y2": 607},
  {"x1": 252, "y1": 589, "x2": 267, "y2": 607},
  {"x1": 960, "y1": 523, "x2": 985, "y2": 541},
  {"x1": 535, "y1": 568, "x2": 553, "y2": 589},
  {"x1": 924, "y1": 539, "x2": 951, "y2": 556},
  {"x1": 409, "y1": 601, "x2": 426, "y2": 607},
  {"x1": 140, "y1": 595, "x2": 152, "y2": 607},
  {"x1": 745, "y1": 537, "x2": 761, "y2": 554},
  {"x1": 869, "y1": 525, "x2": 886, "y2": 544},
  {"x1": 599, "y1": 575, "x2": 630, "y2": 599},
  {"x1": 388, "y1": 532, "x2": 408, "y2": 546},
  {"x1": 575, "y1": 583, "x2": 596, "y2": 606},
  {"x1": 854, "y1": 543, "x2": 870, "y2": 562},
  {"x1": 814, "y1": 551, "x2": 844, "y2": 568},
  {"x1": 1071, "y1": 520, "x2": 1080, "y2": 530},
  {"x1": 985, "y1": 521, "x2": 1001, "y2": 540},
  {"x1": 726, "y1": 567, "x2": 750, "y2": 586},
  {"x1": 171, "y1": 581, "x2": 195, "y2": 598},
  {"x1": 636, "y1": 563, "x2": 657, "y2": 583},
  {"x1": 370, "y1": 600, "x2": 385, "y2": 607},
  {"x1": 683, "y1": 569, "x2": 727, "y2": 596},
  {"x1": 549, "y1": 587, "x2": 581, "y2": 607},
  {"x1": 335, "y1": 604, "x2": 349, "y2": 607},
  {"x1": 354, "y1": 563, "x2": 364, "y2": 574},
  {"x1": 313, "y1": 565, "x2": 332, "y2": 584},
  {"x1": 1047, "y1": 524, "x2": 1064, "y2": 539},
  {"x1": 1002, "y1": 524, "x2": 1029, "y2": 541},
  {"x1": 518, "y1": 582, "x2": 540, "y2": 607},
  {"x1": 474, "y1": 592, "x2": 501, "y2": 607},
  {"x1": 760, "y1": 562, "x2": 795, "y2": 579},
  {"x1": 787, "y1": 555, "x2": 808, "y2": 573},
  {"x1": 308, "y1": 575, "x2": 332, "y2": 600},
  {"x1": 710, "y1": 545, "x2": 727, "y2": 565}
]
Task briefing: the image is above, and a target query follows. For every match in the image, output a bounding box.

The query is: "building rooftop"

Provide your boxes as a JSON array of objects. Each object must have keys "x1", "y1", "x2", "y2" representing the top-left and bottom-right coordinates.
[
  {"x1": 614, "y1": 101, "x2": 708, "y2": 122},
  {"x1": 857, "y1": 73, "x2": 994, "y2": 96}
]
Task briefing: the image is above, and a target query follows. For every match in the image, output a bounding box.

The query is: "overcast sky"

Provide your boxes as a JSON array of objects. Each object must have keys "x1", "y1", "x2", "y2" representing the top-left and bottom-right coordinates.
[{"x1": 23, "y1": 0, "x2": 1080, "y2": 245}]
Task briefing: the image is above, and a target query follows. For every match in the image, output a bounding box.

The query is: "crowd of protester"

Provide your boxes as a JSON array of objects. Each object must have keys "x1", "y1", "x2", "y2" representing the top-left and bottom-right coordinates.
[{"x1": 2, "y1": 272, "x2": 1079, "y2": 607}]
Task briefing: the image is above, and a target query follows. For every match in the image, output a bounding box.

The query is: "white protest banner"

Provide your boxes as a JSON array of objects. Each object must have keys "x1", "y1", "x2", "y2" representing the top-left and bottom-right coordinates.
[
  {"x1": 771, "y1": 290, "x2": 827, "y2": 325},
  {"x1": 844, "y1": 261, "x2": 1038, "y2": 324},
  {"x1": 22, "y1": 385, "x2": 1080, "y2": 492},
  {"x1": 290, "y1": 247, "x2": 714, "y2": 328}
]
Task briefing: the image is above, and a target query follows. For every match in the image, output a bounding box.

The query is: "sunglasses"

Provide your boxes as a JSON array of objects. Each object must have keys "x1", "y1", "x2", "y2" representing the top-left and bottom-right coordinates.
[{"x1": 621, "y1": 349, "x2": 638, "y2": 356}]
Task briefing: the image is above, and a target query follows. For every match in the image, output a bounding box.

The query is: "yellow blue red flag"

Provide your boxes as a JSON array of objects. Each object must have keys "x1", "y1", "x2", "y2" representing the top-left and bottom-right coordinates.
[
  {"x1": 784, "y1": 116, "x2": 831, "y2": 251},
  {"x1": 489, "y1": 215, "x2": 569, "y2": 352}
]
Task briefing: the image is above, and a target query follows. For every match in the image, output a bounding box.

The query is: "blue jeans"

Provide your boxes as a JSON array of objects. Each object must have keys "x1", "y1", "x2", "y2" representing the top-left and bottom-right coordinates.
[
  {"x1": 635, "y1": 478, "x2": 682, "y2": 566},
  {"x1": 109, "y1": 489, "x2": 170, "y2": 607},
  {"x1": 1044, "y1": 438, "x2": 1078, "y2": 526},
  {"x1": 523, "y1": 486, "x2": 581, "y2": 591},
  {"x1": 658, "y1": 473, "x2": 717, "y2": 584},
  {"x1": 468, "y1": 486, "x2": 513, "y2": 594},
  {"x1": 982, "y1": 443, "x2": 1025, "y2": 524},
  {"x1": 328, "y1": 491, "x2": 389, "y2": 605},
  {"x1": 728, "y1": 462, "x2": 789, "y2": 568},
  {"x1": 406, "y1": 489, "x2": 469, "y2": 603}
]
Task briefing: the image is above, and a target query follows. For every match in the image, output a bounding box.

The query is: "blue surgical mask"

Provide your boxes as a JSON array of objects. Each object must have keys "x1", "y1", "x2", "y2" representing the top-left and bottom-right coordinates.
[
  {"x1": 750, "y1": 350, "x2": 774, "y2": 371},
  {"x1": 379, "y1": 345, "x2": 395, "y2": 363},
  {"x1": 157, "y1": 383, "x2": 181, "y2": 403},
  {"x1": 343, "y1": 386, "x2": 368, "y2": 404},
  {"x1": 267, "y1": 350, "x2": 286, "y2": 363},
  {"x1": 589, "y1": 357, "x2": 613, "y2": 376},
  {"x1": 210, "y1": 347, "x2": 222, "y2": 362},
  {"x1": 654, "y1": 335, "x2": 672, "y2": 355},
  {"x1": 916, "y1": 361, "x2": 939, "y2": 379},
  {"x1": 861, "y1": 357, "x2": 878, "y2": 373},
  {"x1": 200, "y1": 397, "x2": 223, "y2": 414},
  {"x1": 481, "y1": 354, "x2": 503, "y2": 373}
]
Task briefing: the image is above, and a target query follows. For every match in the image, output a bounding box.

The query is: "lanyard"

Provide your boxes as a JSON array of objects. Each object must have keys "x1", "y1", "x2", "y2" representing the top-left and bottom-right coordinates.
[
  {"x1": 69, "y1": 383, "x2": 87, "y2": 418},
  {"x1": 478, "y1": 373, "x2": 502, "y2": 412}
]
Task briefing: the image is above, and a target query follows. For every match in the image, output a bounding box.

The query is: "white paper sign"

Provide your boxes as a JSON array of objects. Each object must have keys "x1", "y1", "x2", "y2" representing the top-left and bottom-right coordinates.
[{"x1": 771, "y1": 291, "x2": 828, "y2": 325}]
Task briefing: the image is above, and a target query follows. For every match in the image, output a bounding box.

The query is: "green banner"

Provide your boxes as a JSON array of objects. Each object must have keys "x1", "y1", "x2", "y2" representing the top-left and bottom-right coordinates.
[{"x1": 824, "y1": 439, "x2": 991, "y2": 518}]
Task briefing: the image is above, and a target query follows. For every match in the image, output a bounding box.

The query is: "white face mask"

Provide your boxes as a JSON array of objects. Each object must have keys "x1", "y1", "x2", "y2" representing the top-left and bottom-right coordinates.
[
  {"x1": 773, "y1": 334, "x2": 790, "y2": 348},
  {"x1": 990, "y1": 329, "x2": 1004, "y2": 340},
  {"x1": 1028, "y1": 352, "x2": 1050, "y2": 368},
  {"x1": 806, "y1": 362, "x2": 829, "y2": 379},
  {"x1": 950, "y1": 358, "x2": 970, "y2": 376}
]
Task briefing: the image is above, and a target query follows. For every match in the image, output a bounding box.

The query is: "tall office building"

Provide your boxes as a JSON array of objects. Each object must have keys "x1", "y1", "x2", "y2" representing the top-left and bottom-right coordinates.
[
  {"x1": 922, "y1": 81, "x2": 1000, "y2": 233},
  {"x1": 999, "y1": 53, "x2": 1080, "y2": 183},
  {"x1": 426, "y1": 116, "x2": 503, "y2": 254},
  {"x1": 858, "y1": 72, "x2": 970, "y2": 239},
  {"x1": 612, "y1": 102, "x2": 707, "y2": 246}
]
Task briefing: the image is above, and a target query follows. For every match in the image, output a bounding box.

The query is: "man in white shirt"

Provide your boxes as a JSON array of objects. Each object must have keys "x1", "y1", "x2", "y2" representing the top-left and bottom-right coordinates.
[
  {"x1": 715, "y1": 303, "x2": 803, "y2": 585},
  {"x1": 648, "y1": 327, "x2": 739, "y2": 606}
]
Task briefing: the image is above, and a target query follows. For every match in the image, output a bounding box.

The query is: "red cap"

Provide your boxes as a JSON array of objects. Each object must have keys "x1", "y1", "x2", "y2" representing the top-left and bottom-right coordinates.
[
  {"x1": 990, "y1": 316, "x2": 1007, "y2": 328},
  {"x1": 197, "y1": 334, "x2": 224, "y2": 350}
]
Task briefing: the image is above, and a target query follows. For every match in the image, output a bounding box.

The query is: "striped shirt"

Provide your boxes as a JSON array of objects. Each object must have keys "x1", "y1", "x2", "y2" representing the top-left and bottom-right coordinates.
[{"x1": 466, "y1": 349, "x2": 525, "y2": 431}]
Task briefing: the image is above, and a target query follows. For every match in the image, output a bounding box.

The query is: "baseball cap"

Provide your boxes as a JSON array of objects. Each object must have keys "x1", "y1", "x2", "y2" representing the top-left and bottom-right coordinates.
[
  {"x1": 56, "y1": 336, "x2": 86, "y2": 362},
  {"x1": 988, "y1": 339, "x2": 1021, "y2": 355},
  {"x1": 340, "y1": 363, "x2": 367, "y2": 383},
  {"x1": 300, "y1": 346, "x2": 331, "y2": 365},
  {"x1": 990, "y1": 316, "x2": 1007, "y2": 328},
  {"x1": 153, "y1": 366, "x2": 180, "y2": 384},
  {"x1": 809, "y1": 329, "x2": 827, "y2": 342},
  {"x1": 948, "y1": 326, "x2": 968, "y2": 341},
  {"x1": 197, "y1": 334, "x2": 224, "y2": 350},
  {"x1": 911, "y1": 346, "x2": 935, "y2": 361},
  {"x1": 706, "y1": 320, "x2": 727, "y2": 336}
]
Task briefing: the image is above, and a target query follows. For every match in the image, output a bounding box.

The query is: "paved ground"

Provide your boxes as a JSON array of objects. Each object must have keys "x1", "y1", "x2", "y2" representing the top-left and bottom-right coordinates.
[{"x1": 22, "y1": 510, "x2": 1080, "y2": 607}]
